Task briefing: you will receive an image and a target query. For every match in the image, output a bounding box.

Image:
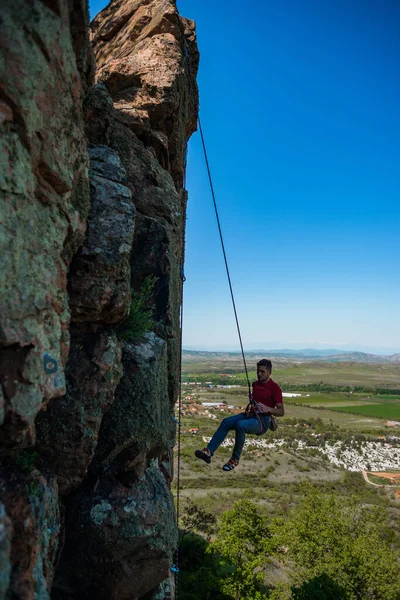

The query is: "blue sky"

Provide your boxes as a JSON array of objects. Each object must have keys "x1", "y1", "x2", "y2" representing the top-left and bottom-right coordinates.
[{"x1": 89, "y1": 0, "x2": 400, "y2": 353}]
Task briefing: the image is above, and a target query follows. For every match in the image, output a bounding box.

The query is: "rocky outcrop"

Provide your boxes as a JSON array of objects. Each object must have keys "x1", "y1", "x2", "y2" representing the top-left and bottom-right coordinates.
[
  {"x1": 0, "y1": 0, "x2": 198, "y2": 598},
  {"x1": 69, "y1": 146, "x2": 135, "y2": 324},
  {"x1": 57, "y1": 461, "x2": 176, "y2": 600},
  {"x1": 0, "y1": 503, "x2": 12, "y2": 599},
  {"x1": 91, "y1": 0, "x2": 199, "y2": 188},
  {"x1": 0, "y1": 0, "x2": 91, "y2": 448},
  {"x1": 0, "y1": 0, "x2": 92, "y2": 596},
  {"x1": 0, "y1": 466, "x2": 60, "y2": 600},
  {"x1": 35, "y1": 328, "x2": 123, "y2": 495}
]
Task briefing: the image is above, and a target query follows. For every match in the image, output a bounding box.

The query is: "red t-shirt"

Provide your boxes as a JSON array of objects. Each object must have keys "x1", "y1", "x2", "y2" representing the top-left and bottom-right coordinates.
[{"x1": 252, "y1": 379, "x2": 283, "y2": 408}]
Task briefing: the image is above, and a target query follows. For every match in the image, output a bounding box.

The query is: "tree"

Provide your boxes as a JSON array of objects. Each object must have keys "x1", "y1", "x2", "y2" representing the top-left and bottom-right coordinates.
[
  {"x1": 180, "y1": 500, "x2": 217, "y2": 540},
  {"x1": 179, "y1": 533, "x2": 230, "y2": 600},
  {"x1": 208, "y1": 500, "x2": 271, "y2": 600},
  {"x1": 271, "y1": 484, "x2": 400, "y2": 600},
  {"x1": 291, "y1": 573, "x2": 348, "y2": 599}
]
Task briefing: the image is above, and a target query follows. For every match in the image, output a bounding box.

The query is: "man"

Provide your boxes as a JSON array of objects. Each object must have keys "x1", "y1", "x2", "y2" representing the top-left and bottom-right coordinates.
[{"x1": 195, "y1": 359, "x2": 284, "y2": 471}]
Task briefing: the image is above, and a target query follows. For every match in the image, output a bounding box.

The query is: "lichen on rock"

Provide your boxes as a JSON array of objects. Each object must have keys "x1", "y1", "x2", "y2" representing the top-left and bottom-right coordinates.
[
  {"x1": 93, "y1": 331, "x2": 173, "y2": 478},
  {"x1": 0, "y1": 0, "x2": 91, "y2": 448},
  {"x1": 0, "y1": 0, "x2": 199, "y2": 597},
  {"x1": 55, "y1": 460, "x2": 177, "y2": 600},
  {"x1": 35, "y1": 328, "x2": 123, "y2": 495},
  {"x1": 69, "y1": 146, "x2": 135, "y2": 324},
  {"x1": 0, "y1": 466, "x2": 60, "y2": 600},
  {"x1": 0, "y1": 502, "x2": 12, "y2": 599}
]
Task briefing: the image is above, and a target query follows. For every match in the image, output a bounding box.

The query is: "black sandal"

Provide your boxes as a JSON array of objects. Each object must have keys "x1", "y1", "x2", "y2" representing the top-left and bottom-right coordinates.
[
  {"x1": 222, "y1": 458, "x2": 239, "y2": 471},
  {"x1": 195, "y1": 448, "x2": 212, "y2": 464}
]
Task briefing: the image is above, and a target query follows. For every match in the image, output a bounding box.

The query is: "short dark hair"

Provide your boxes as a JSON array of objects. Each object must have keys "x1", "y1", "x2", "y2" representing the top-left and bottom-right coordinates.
[{"x1": 257, "y1": 359, "x2": 272, "y2": 371}]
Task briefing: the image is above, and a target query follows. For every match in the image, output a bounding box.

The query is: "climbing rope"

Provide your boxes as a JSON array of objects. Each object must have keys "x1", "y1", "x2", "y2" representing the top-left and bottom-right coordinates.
[
  {"x1": 172, "y1": 17, "x2": 256, "y2": 593},
  {"x1": 177, "y1": 20, "x2": 252, "y2": 395},
  {"x1": 198, "y1": 117, "x2": 253, "y2": 403},
  {"x1": 171, "y1": 270, "x2": 184, "y2": 590},
  {"x1": 171, "y1": 35, "x2": 190, "y2": 586}
]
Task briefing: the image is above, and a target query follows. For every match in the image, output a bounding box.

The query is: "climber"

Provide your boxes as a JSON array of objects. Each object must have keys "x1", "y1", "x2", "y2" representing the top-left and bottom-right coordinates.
[{"x1": 195, "y1": 359, "x2": 284, "y2": 471}]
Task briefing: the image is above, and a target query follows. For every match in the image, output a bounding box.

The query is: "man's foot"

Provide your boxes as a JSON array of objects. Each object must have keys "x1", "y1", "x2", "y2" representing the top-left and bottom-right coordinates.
[
  {"x1": 222, "y1": 458, "x2": 239, "y2": 471},
  {"x1": 195, "y1": 448, "x2": 212, "y2": 464}
]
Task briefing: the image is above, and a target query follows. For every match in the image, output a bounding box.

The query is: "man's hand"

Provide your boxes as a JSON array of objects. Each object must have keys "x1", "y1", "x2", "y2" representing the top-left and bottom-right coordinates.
[
  {"x1": 255, "y1": 402, "x2": 270, "y2": 414},
  {"x1": 255, "y1": 402, "x2": 285, "y2": 417}
]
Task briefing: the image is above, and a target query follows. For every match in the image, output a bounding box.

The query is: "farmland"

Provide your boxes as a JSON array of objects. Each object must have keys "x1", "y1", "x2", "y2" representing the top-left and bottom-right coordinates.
[
  {"x1": 330, "y1": 403, "x2": 400, "y2": 419},
  {"x1": 176, "y1": 354, "x2": 400, "y2": 515},
  {"x1": 182, "y1": 354, "x2": 400, "y2": 390},
  {"x1": 175, "y1": 355, "x2": 400, "y2": 596},
  {"x1": 182, "y1": 353, "x2": 400, "y2": 421}
]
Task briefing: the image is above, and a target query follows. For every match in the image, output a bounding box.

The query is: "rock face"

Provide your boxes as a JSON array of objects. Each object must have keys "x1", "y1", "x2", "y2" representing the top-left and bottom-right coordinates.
[
  {"x1": 0, "y1": 0, "x2": 198, "y2": 599},
  {"x1": 69, "y1": 146, "x2": 135, "y2": 324},
  {"x1": 0, "y1": 503, "x2": 12, "y2": 599},
  {"x1": 0, "y1": 0, "x2": 91, "y2": 449},
  {"x1": 58, "y1": 461, "x2": 177, "y2": 600},
  {"x1": 91, "y1": 0, "x2": 199, "y2": 188},
  {"x1": 0, "y1": 466, "x2": 60, "y2": 600}
]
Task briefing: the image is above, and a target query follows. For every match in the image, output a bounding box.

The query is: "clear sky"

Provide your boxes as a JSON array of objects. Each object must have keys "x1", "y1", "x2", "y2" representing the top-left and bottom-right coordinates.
[{"x1": 90, "y1": 0, "x2": 400, "y2": 353}]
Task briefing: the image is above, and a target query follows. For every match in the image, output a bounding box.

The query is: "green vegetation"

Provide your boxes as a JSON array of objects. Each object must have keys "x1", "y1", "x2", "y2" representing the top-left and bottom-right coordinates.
[
  {"x1": 179, "y1": 534, "x2": 230, "y2": 600},
  {"x1": 180, "y1": 499, "x2": 217, "y2": 540},
  {"x1": 117, "y1": 275, "x2": 157, "y2": 341},
  {"x1": 209, "y1": 500, "x2": 271, "y2": 599},
  {"x1": 177, "y1": 358, "x2": 400, "y2": 597},
  {"x1": 182, "y1": 359, "x2": 400, "y2": 391},
  {"x1": 271, "y1": 485, "x2": 400, "y2": 599},
  {"x1": 15, "y1": 450, "x2": 38, "y2": 474},
  {"x1": 330, "y1": 403, "x2": 400, "y2": 419},
  {"x1": 178, "y1": 488, "x2": 400, "y2": 599}
]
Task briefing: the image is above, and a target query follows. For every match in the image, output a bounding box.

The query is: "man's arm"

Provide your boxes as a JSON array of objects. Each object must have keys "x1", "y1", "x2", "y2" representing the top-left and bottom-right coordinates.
[{"x1": 256, "y1": 402, "x2": 285, "y2": 417}]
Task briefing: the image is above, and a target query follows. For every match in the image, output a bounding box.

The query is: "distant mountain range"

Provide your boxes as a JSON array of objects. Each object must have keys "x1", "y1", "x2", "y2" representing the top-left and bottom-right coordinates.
[
  {"x1": 184, "y1": 342, "x2": 400, "y2": 355},
  {"x1": 182, "y1": 348, "x2": 400, "y2": 363}
]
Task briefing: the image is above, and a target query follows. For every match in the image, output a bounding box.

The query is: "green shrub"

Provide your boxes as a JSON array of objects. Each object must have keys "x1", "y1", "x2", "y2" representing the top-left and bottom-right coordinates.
[
  {"x1": 16, "y1": 450, "x2": 38, "y2": 474},
  {"x1": 179, "y1": 533, "x2": 230, "y2": 600},
  {"x1": 117, "y1": 275, "x2": 157, "y2": 341}
]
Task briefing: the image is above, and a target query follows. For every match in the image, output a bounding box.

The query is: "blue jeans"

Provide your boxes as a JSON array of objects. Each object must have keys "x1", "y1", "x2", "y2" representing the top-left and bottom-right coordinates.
[{"x1": 207, "y1": 413, "x2": 270, "y2": 462}]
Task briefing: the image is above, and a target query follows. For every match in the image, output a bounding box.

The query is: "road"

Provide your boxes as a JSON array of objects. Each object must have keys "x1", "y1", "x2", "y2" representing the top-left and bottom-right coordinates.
[{"x1": 361, "y1": 470, "x2": 399, "y2": 487}]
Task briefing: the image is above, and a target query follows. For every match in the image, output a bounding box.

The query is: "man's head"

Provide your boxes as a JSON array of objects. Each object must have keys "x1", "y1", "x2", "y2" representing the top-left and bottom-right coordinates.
[{"x1": 257, "y1": 359, "x2": 272, "y2": 382}]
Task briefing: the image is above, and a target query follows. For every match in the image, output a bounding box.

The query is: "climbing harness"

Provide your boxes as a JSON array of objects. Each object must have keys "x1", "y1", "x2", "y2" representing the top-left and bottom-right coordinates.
[{"x1": 245, "y1": 400, "x2": 266, "y2": 435}]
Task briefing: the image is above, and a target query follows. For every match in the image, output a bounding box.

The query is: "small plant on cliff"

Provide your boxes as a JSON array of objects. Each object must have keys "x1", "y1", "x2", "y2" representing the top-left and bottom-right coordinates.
[
  {"x1": 118, "y1": 275, "x2": 157, "y2": 342},
  {"x1": 15, "y1": 450, "x2": 38, "y2": 474}
]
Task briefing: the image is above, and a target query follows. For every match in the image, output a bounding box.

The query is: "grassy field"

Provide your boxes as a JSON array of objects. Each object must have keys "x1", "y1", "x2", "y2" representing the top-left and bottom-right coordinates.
[
  {"x1": 182, "y1": 359, "x2": 400, "y2": 389},
  {"x1": 284, "y1": 391, "x2": 400, "y2": 420},
  {"x1": 288, "y1": 392, "x2": 400, "y2": 404},
  {"x1": 330, "y1": 403, "x2": 400, "y2": 419},
  {"x1": 188, "y1": 385, "x2": 400, "y2": 423},
  {"x1": 176, "y1": 396, "x2": 400, "y2": 509}
]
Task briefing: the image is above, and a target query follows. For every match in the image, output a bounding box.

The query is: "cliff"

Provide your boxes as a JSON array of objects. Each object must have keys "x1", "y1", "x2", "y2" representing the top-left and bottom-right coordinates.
[{"x1": 0, "y1": 0, "x2": 199, "y2": 598}]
